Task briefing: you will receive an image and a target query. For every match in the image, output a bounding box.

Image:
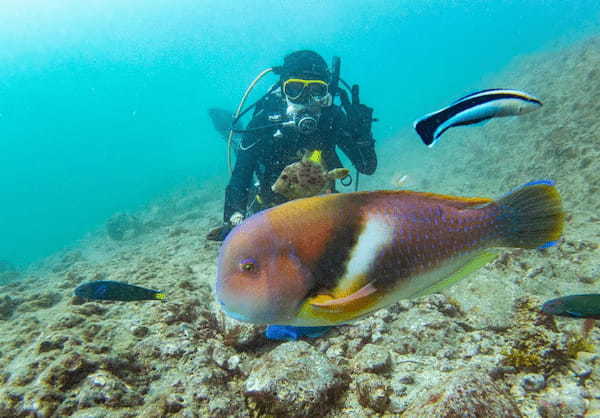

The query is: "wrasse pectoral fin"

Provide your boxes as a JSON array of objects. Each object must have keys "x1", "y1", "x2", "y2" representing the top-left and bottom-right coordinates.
[
  {"x1": 412, "y1": 251, "x2": 498, "y2": 298},
  {"x1": 310, "y1": 282, "x2": 377, "y2": 313}
]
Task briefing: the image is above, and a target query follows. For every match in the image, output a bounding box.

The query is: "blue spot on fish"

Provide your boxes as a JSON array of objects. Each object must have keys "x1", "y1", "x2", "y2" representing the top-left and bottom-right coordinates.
[
  {"x1": 265, "y1": 325, "x2": 332, "y2": 341},
  {"x1": 538, "y1": 240, "x2": 558, "y2": 249},
  {"x1": 523, "y1": 179, "x2": 555, "y2": 187},
  {"x1": 94, "y1": 285, "x2": 109, "y2": 298}
]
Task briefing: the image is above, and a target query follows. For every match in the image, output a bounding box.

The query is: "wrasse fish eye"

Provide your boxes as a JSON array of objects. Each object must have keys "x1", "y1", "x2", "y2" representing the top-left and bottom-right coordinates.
[{"x1": 240, "y1": 258, "x2": 257, "y2": 272}]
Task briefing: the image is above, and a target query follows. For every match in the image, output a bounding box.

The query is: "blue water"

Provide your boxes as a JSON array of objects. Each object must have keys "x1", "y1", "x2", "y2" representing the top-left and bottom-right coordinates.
[{"x1": 1, "y1": 0, "x2": 598, "y2": 267}]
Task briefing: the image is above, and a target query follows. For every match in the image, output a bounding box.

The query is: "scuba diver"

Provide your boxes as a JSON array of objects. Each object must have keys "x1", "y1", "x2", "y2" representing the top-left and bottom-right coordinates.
[{"x1": 208, "y1": 50, "x2": 377, "y2": 241}]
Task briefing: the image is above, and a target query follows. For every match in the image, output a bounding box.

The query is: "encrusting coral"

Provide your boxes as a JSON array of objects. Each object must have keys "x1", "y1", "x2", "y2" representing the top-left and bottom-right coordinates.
[{"x1": 501, "y1": 296, "x2": 596, "y2": 373}]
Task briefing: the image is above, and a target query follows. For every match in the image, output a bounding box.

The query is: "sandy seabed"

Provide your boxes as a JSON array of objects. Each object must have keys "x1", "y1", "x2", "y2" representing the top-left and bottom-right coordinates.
[{"x1": 1, "y1": 35, "x2": 600, "y2": 417}]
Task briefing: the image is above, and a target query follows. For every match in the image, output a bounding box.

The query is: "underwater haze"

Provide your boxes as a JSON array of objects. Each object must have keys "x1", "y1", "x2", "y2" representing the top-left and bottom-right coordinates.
[{"x1": 1, "y1": 0, "x2": 599, "y2": 267}]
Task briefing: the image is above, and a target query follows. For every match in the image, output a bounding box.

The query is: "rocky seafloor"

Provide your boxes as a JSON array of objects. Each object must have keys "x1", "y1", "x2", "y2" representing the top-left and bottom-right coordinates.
[{"x1": 1, "y1": 35, "x2": 600, "y2": 417}]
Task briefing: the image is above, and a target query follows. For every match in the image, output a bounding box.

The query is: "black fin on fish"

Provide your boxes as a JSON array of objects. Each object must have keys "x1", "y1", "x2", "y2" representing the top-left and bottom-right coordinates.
[
  {"x1": 494, "y1": 180, "x2": 564, "y2": 249},
  {"x1": 413, "y1": 114, "x2": 440, "y2": 146},
  {"x1": 208, "y1": 108, "x2": 243, "y2": 141}
]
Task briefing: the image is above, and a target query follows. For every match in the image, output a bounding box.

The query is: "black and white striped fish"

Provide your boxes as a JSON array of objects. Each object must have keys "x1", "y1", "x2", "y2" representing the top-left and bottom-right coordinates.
[{"x1": 414, "y1": 89, "x2": 542, "y2": 147}]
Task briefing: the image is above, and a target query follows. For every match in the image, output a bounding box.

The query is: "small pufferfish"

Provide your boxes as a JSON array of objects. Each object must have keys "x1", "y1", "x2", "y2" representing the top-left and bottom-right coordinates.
[{"x1": 271, "y1": 149, "x2": 349, "y2": 200}]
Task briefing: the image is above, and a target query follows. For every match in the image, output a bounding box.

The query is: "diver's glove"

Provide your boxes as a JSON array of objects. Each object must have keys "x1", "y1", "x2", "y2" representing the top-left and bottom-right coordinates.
[
  {"x1": 229, "y1": 212, "x2": 244, "y2": 226},
  {"x1": 346, "y1": 103, "x2": 374, "y2": 140}
]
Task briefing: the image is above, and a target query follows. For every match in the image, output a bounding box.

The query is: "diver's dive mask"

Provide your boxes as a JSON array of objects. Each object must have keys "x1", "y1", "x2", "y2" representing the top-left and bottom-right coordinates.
[{"x1": 283, "y1": 78, "x2": 331, "y2": 106}]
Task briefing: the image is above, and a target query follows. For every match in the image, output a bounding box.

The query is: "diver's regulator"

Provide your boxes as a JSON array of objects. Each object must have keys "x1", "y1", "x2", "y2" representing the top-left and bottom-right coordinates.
[
  {"x1": 293, "y1": 112, "x2": 319, "y2": 136},
  {"x1": 268, "y1": 110, "x2": 319, "y2": 136}
]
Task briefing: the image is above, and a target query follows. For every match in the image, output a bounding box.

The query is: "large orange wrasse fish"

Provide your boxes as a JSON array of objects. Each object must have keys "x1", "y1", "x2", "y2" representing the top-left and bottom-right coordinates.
[{"x1": 216, "y1": 180, "x2": 564, "y2": 326}]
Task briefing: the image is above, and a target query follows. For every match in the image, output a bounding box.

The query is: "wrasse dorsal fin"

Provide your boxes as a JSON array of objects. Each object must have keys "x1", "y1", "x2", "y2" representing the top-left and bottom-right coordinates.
[
  {"x1": 310, "y1": 282, "x2": 378, "y2": 313},
  {"x1": 412, "y1": 251, "x2": 498, "y2": 299},
  {"x1": 450, "y1": 88, "x2": 505, "y2": 104},
  {"x1": 376, "y1": 190, "x2": 493, "y2": 208}
]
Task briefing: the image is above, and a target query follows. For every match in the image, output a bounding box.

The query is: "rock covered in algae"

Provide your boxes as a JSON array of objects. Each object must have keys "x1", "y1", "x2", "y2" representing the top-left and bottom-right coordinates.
[
  {"x1": 213, "y1": 303, "x2": 264, "y2": 348},
  {"x1": 352, "y1": 343, "x2": 392, "y2": 373},
  {"x1": 105, "y1": 212, "x2": 145, "y2": 241},
  {"x1": 355, "y1": 373, "x2": 391, "y2": 412},
  {"x1": 537, "y1": 382, "x2": 588, "y2": 417},
  {"x1": 244, "y1": 340, "x2": 346, "y2": 417},
  {"x1": 402, "y1": 368, "x2": 522, "y2": 417}
]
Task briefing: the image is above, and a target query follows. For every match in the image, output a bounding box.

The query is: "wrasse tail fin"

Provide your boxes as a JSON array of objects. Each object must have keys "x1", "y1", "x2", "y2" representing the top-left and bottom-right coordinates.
[
  {"x1": 413, "y1": 114, "x2": 439, "y2": 146},
  {"x1": 154, "y1": 292, "x2": 167, "y2": 300},
  {"x1": 412, "y1": 251, "x2": 498, "y2": 299},
  {"x1": 495, "y1": 180, "x2": 564, "y2": 249}
]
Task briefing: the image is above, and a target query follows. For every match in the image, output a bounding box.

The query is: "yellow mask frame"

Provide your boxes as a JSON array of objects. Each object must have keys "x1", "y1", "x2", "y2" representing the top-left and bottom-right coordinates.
[{"x1": 283, "y1": 78, "x2": 329, "y2": 101}]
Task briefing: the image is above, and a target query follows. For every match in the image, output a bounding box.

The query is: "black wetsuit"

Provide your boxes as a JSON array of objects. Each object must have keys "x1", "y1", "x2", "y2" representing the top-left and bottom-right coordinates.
[{"x1": 224, "y1": 89, "x2": 377, "y2": 222}]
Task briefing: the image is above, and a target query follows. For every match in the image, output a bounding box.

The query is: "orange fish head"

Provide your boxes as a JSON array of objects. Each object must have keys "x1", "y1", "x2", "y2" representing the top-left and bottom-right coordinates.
[{"x1": 215, "y1": 212, "x2": 314, "y2": 324}]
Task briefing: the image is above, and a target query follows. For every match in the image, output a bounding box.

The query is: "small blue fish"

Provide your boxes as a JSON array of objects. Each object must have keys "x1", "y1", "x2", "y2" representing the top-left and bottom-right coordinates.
[
  {"x1": 75, "y1": 280, "x2": 165, "y2": 302},
  {"x1": 265, "y1": 325, "x2": 332, "y2": 340},
  {"x1": 414, "y1": 89, "x2": 542, "y2": 146}
]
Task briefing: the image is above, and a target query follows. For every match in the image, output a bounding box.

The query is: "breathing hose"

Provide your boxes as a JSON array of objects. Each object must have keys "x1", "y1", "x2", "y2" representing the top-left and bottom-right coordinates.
[{"x1": 227, "y1": 67, "x2": 275, "y2": 174}]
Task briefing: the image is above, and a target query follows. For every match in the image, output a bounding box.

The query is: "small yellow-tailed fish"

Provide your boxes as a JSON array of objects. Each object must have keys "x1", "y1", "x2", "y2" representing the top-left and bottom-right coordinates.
[
  {"x1": 75, "y1": 280, "x2": 165, "y2": 302},
  {"x1": 216, "y1": 180, "x2": 563, "y2": 326}
]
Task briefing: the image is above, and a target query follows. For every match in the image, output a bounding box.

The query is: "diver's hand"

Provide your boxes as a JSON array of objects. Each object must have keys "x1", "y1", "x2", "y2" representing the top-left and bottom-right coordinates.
[
  {"x1": 346, "y1": 103, "x2": 374, "y2": 138},
  {"x1": 229, "y1": 212, "x2": 244, "y2": 226}
]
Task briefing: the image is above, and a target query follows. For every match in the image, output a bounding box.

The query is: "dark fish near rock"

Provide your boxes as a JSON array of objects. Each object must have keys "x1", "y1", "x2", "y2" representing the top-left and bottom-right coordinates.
[
  {"x1": 75, "y1": 280, "x2": 165, "y2": 302},
  {"x1": 542, "y1": 294, "x2": 600, "y2": 319},
  {"x1": 414, "y1": 88, "x2": 542, "y2": 146}
]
